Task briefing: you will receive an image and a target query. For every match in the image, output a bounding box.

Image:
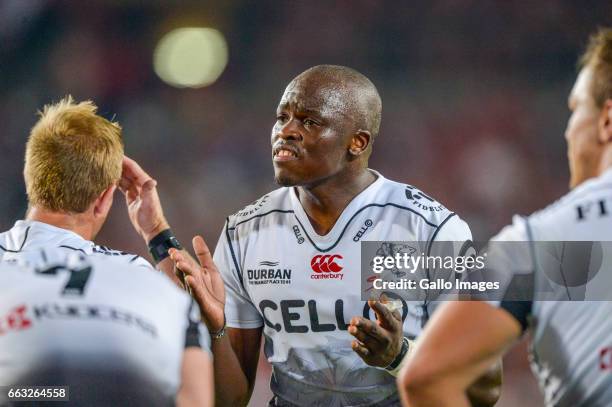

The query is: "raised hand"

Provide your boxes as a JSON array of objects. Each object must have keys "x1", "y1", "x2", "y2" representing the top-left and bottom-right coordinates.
[
  {"x1": 349, "y1": 300, "x2": 404, "y2": 367},
  {"x1": 170, "y1": 236, "x2": 226, "y2": 333},
  {"x1": 118, "y1": 156, "x2": 169, "y2": 242}
]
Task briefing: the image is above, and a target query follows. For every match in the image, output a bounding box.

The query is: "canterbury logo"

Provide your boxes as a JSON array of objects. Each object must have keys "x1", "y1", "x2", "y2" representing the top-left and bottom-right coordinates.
[
  {"x1": 311, "y1": 255, "x2": 343, "y2": 273},
  {"x1": 0, "y1": 304, "x2": 32, "y2": 335}
]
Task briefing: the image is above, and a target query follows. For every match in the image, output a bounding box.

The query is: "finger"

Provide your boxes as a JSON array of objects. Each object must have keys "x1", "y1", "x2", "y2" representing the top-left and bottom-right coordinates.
[
  {"x1": 126, "y1": 187, "x2": 138, "y2": 204},
  {"x1": 352, "y1": 319, "x2": 387, "y2": 343},
  {"x1": 170, "y1": 249, "x2": 191, "y2": 265},
  {"x1": 139, "y1": 178, "x2": 159, "y2": 205},
  {"x1": 390, "y1": 308, "x2": 402, "y2": 322},
  {"x1": 118, "y1": 176, "x2": 132, "y2": 194},
  {"x1": 175, "y1": 259, "x2": 201, "y2": 279},
  {"x1": 348, "y1": 324, "x2": 373, "y2": 343},
  {"x1": 192, "y1": 236, "x2": 215, "y2": 270},
  {"x1": 122, "y1": 156, "x2": 153, "y2": 187},
  {"x1": 369, "y1": 300, "x2": 394, "y2": 324},
  {"x1": 350, "y1": 317, "x2": 385, "y2": 340},
  {"x1": 172, "y1": 264, "x2": 186, "y2": 290},
  {"x1": 185, "y1": 275, "x2": 206, "y2": 300},
  {"x1": 169, "y1": 248, "x2": 180, "y2": 260},
  {"x1": 351, "y1": 340, "x2": 370, "y2": 358}
]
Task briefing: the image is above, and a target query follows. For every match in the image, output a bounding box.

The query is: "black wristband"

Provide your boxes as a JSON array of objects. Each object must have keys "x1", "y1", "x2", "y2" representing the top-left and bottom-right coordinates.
[
  {"x1": 385, "y1": 337, "x2": 410, "y2": 371},
  {"x1": 148, "y1": 229, "x2": 183, "y2": 263}
]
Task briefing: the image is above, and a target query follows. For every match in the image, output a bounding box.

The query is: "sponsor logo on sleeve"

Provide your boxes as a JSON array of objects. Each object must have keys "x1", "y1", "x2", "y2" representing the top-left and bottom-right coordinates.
[
  {"x1": 405, "y1": 186, "x2": 445, "y2": 212},
  {"x1": 311, "y1": 254, "x2": 344, "y2": 280},
  {"x1": 236, "y1": 195, "x2": 269, "y2": 217},
  {"x1": 576, "y1": 199, "x2": 609, "y2": 221}
]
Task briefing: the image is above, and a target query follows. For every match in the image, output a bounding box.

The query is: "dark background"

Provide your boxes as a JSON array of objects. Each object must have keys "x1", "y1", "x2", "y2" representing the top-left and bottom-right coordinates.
[{"x1": 2, "y1": 1, "x2": 611, "y2": 405}]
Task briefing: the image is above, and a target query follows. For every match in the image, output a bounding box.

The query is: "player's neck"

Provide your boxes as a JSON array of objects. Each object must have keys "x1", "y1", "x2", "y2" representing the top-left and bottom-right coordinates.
[
  {"x1": 296, "y1": 169, "x2": 377, "y2": 235},
  {"x1": 599, "y1": 146, "x2": 612, "y2": 177},
  {"x1": 26, "y1": 206, "x2": 95, "y2": 241}
]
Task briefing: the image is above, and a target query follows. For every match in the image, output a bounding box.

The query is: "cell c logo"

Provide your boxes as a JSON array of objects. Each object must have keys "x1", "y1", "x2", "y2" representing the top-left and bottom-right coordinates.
[{"x1": 311, "y1": 255, "x2": 344, "y2": 273}]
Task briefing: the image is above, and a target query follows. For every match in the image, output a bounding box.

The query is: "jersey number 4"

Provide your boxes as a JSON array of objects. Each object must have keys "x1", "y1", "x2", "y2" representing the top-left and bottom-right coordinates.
[{"x1": 36, "y1": 265, "x2": 93, "y2": 296}]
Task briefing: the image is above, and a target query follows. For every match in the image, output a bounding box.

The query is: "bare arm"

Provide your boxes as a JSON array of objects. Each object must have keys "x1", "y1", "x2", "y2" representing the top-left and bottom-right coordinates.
[
  {"x1": 177, "y1": 348, "x2": 214, "y2": 407},
  {"x1": 398, "y1": 301, "x2": 521, "y2": 407},
  {"x1": 210, "y1": 327, "x2": 263, "y2": 406},
  {"x1": 171, "y1": 237, "x2": 262, "y2": 406},
  {"x1": 119, "y1": 156, "x2": 263, "y2": 405}
]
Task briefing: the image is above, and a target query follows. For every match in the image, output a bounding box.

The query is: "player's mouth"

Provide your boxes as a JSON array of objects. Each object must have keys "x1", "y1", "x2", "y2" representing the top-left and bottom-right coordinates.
[{"x1": 273, "y1": 145, "x2": 300, "y2": 162}]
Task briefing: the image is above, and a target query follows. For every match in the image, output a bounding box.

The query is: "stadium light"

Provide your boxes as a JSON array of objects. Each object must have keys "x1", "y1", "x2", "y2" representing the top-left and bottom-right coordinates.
[{"x1": 153, "y1": 27, "x2": 228, "y2": 88}]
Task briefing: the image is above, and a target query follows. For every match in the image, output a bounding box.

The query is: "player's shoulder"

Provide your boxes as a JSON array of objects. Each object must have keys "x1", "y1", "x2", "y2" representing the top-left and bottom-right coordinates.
[
  {"x1": 226, "y1": 187, "x2": 293, "y2": 229},
  {"x1": 494, "y1": 171, "x2": 612, "y2": 241},
  {"x1": 85, "y1": 254, "x2": 177, "y2": 291},
  {"x1": 375, "y1": 176, "x2": 472, "y2": 240},
  {"x1": 0, "y1": 229, "x2": 7, "y2": 255},
  {"x1": 90, "y1": 244, "x2": 153, "y2": 269},
  {"x1": 378, "y1": 176, "x2": 459, "y2": 226},
  {"x1": 531, "y1": 172, "x2": 612, "y2": 228}
]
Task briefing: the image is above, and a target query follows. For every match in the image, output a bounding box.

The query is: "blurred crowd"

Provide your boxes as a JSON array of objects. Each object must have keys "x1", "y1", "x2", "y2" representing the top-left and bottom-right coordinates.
[{"x1": 2, "y1": 1, "x2": 611, "y2": 406}]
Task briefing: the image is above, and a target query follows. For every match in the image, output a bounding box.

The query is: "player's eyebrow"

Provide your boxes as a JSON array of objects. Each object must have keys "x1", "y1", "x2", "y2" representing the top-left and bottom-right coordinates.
[{"x1": 277, "y1": 101, "x2": 323, "y2": 117}]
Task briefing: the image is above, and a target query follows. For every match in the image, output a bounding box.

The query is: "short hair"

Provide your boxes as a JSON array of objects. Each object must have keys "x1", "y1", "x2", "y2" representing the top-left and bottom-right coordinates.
[
  {"x1": 24, "y1": 96, "x2": 123, "y2": 213},
  {"x1": 580, "y1": 27, "x2": 612, "y2": 108}
]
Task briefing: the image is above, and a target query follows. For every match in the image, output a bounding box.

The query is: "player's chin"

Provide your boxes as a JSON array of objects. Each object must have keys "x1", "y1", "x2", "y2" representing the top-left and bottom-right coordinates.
[
  {"x1": 274, "y1": 173, "x2": 298, "y2": 187},
  {"x1": 273, "y1": 167, "x2": 302, "y2": 187},
  {"x1": 274, "y1": 162, "x2": 301, "y2": 187}
]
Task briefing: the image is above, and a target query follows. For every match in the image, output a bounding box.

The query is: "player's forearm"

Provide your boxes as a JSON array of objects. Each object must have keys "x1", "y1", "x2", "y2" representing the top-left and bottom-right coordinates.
[
  {"x1": 211, "y1": 335, "x2": 253, "y2": 406},
  {"x1": 466, "y1": 361, "x2": 503, "y2": 407},
  {"x1": 177, "y1": 348, "x2": 214, "y2": 407},
  {"x1": 399, "y1": 374, "x2": 470, "y2": 407}
]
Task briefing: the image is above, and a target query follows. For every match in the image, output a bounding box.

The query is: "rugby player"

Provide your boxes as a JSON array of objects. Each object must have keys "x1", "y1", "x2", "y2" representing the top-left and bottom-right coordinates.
[
  {"x1": 158, "y1": 65, "x2": 500, "y2": 406},
  {"x1": 399, "y1": 28, "x2": 612, "y2": 407},
  {"x1": 0, "y1": 251, "x2": 212, "y2": 407},
  {"x1": 0, "y1": 97, "x2": 212, "y2": 406}
]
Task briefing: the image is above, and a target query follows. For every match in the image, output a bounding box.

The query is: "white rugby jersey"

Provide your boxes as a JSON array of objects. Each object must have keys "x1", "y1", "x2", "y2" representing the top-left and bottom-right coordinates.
[
  {"x1": 492, "y1": 169, "x2": 612, "y2": 407},
  {"x1": 214, "y1": 171, "x2": 471, "y2": 406},
  {"x1": 0, "y1": 220, "x2": 152, "y2": 269},
  {"x1": 0, "y1": 251, "x2": 210, "y2": 407}
]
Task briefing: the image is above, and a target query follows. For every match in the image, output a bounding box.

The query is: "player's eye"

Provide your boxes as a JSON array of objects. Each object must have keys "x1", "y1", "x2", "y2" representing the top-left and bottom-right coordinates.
[
  {"x1": 303, "y1": 118, "x2": 316, "y2": 127},
  {"x1": 276, "y1": 114, "x2": 288, "y2": 123}
]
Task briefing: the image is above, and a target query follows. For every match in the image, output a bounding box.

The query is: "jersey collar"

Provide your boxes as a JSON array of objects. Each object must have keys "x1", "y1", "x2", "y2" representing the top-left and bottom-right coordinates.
[
  {"x1": 12, "y1": 220, "x2": 91, "y2": 248},
  {"x1": 289, "y1": 169, "x2": 385, "y2": 246}
]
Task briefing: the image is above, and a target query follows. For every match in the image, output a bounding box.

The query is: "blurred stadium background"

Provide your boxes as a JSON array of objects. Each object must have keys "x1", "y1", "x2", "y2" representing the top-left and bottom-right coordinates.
[{"x1": 2, "y1": 1, "x2": 611, "y2": 406}]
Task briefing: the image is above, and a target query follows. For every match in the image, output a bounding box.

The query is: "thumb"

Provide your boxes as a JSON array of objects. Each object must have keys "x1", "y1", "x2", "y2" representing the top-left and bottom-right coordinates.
[{"x1": 142, "y1": 179, "x2": 157, "y2": 195}]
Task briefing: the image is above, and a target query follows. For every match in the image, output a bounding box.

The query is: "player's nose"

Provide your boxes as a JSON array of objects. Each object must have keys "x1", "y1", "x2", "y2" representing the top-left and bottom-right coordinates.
[{"x1": 275, "y1": 119, "x2": 303, "y2": 142}]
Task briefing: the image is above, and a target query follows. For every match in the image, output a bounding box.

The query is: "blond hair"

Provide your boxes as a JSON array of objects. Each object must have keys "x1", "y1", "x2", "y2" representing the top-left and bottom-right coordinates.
[
  {"x1": 24, "y1": 96, "x2": 123, "y2": 213},
  {"x1": 580, "y1": 27, "x2": 612, "y2": 108}
]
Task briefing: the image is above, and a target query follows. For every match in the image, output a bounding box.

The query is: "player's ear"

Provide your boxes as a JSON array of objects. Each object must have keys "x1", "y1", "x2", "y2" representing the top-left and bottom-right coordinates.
[
  {"x1": 93, "y1": 184, "x2": 116, "y2": 218},
  {"x1": 598, "y1": 99, "x2": 612, "y2": 144},
  {"x1": 349, "y1": 130, "x2": 371, "y2": 157}
]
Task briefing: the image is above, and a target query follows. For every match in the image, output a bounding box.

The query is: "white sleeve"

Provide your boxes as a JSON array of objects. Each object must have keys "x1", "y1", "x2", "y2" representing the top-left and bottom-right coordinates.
[
  {"x1": 213, "y1": 222, "x2": 263, "y2": 329},
  {"x1": 432, "y1": 214, "x2": 473, "y2": 242},
  {"x1": 424, "y1": 214, "x2": 473, "y2": 317},
  {"x1": 129, "y1": 255, "x2": 156, "y2": 270},
  {"x1": 488, "y1": 216, "x2": 534, "y2": 331}
]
